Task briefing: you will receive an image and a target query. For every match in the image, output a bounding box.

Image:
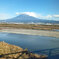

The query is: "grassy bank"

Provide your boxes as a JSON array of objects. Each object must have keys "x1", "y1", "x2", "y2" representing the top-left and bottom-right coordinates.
[
  {"x1": 0, "y1": 23, "x2": 59, "y2": 30},
  {"x1": 0, "y1": 42, "x2": 47, "y2": 59}
]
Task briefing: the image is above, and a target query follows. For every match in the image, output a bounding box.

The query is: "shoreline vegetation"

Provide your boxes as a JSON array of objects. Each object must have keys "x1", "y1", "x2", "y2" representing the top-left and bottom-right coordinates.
[
  {"x1": 0, "y1": 23, "x2": 59, "y2": 30},
  {"x1": 0, "y1": 42, "x2": 47, "y2": 59},
  {"x1": 0, "y1": 23, "x2": 59, "y2": 38}
]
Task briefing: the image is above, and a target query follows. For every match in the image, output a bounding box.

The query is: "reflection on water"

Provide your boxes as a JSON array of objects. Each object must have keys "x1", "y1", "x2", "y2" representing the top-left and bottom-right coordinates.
[{"x1": 0, "y1": 32, "x2": 59, "y2": 51}]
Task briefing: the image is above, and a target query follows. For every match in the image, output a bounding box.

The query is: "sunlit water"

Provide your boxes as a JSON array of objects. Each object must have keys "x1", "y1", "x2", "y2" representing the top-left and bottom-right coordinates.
[{"x1": 0, "y1": 32, "x2": 59, "y2": 51}]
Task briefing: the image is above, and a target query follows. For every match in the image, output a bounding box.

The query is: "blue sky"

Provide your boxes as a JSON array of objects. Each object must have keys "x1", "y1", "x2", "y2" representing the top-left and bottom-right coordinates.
[{"x1": 0, "y1": 0, "x2": 59, "y2": 21}]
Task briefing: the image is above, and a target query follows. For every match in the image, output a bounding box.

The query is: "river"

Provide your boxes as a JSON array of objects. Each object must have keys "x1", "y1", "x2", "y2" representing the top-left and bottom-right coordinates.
[{"x1": 0, "y1": 32, "x2": 59, "y2": 51}]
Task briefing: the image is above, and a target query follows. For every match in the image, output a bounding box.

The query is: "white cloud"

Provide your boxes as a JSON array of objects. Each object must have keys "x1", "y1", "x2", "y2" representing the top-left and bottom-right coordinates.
[
  {"x1": 41, "y1": 15, "x2": 52, "y2": 20},
  {"x1": 1, "y1": 12, "x2": 59, "y2": 21},
  {"x1": 16, "y1": 12, "x2": 53, "y2": 19},
  {"x1": 53, "y1": 15, "x2": 59, "y2": 18},
  {"x1": 16, "y1": 12, "x2": 59, "y2": 21},
  {"x1": 0, "y1": 13, "x2": 12, "y2": 20},
  {"x1": 16, "y1": 12, "x2": 41, "y2": 18},
  {"x1": 46, "y1": 15, "x2": 52, "y2": 18}
]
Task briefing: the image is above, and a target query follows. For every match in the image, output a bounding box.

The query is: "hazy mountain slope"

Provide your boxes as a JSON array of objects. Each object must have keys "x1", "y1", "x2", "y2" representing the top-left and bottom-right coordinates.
[{"x1": 1, "y1": 14, "x2": 59, "y2": 24}]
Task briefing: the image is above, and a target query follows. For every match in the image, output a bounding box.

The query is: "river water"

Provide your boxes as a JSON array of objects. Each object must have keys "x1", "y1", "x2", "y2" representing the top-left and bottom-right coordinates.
[{"x1": 0, "y1": 32, "x2": 59, "y2": 51}]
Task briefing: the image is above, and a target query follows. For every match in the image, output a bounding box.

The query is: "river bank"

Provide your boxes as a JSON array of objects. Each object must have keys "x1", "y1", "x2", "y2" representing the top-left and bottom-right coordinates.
[
  {"x1": 0, "y1": 28, "x2": 59, "y2": 38},
  {"x1": 0, "y1": 42, "x2": 47, "y2": 59}
]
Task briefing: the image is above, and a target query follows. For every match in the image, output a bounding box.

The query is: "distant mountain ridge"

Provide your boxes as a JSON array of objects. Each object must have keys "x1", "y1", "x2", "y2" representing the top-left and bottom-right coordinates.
[{"x1": 0, "y1": 14, "x2": 59, "y2": 24}]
